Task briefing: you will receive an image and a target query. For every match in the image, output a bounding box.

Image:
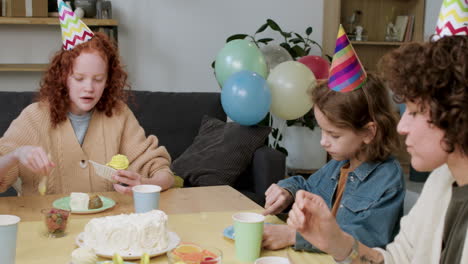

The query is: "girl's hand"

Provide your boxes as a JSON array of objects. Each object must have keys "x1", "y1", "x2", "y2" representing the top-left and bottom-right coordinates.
[
  {"x1": 262, "y1": 224, "x2": 296, "y2": 250},
  {"x1": 287, "y1": 190, "x2": 352, "y2": 259},
  {"x1": 112, "y1": 170, "x2": 142, "y2": 195},
  {"x1": 263, "y1": 184, "x2": 294, "y2": 216},
  {"x1": 14, "y1": 146, "x2": 55, "y2": 175}
]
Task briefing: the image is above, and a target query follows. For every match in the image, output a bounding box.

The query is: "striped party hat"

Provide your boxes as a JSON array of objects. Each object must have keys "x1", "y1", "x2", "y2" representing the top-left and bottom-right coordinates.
[
  {"x1": 328, "y1": 25, "x2": 367, "y2": 93},
  {"x1": 58, "y1": 0, "x2": 94, "y2": 50},
  {"x1": 434, "y1": 0, "x2": 468, "y2": 39}
]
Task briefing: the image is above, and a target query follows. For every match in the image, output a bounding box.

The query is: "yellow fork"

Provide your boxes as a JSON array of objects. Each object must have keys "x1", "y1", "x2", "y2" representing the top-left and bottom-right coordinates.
[
  {"x1": 38, "y1": 175, "x2": 48, "y2": 196},
  {"x1": 38, "y1": 153, "x2": 53, "y2": 196}
]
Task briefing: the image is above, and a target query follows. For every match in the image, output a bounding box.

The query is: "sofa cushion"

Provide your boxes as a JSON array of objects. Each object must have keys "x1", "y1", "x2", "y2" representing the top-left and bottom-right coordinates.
[
  {"x1": 128, "y1": 91, "x2": 226, "y2": 160},
  {"x1": 0, "y1": 92, "x2": 35, "y2": 136},
  {"x1": 171, "y1": 115, "x2": 271, "y2": 186}
]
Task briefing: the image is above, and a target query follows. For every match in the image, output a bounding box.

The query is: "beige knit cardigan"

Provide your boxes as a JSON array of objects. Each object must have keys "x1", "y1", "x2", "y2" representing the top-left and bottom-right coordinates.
[{"x1": 0, "y1": 102, "x2": 172, "y2": 195}]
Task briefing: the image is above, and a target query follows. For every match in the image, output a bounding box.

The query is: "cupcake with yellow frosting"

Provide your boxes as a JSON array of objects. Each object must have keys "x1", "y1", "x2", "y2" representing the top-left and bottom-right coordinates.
[
  {"x1": 89, "y1": 154, "x2": 129, "y2": 183},
  {"x1": 106, "y1": 154, "x2": 129, "y2": 170}
]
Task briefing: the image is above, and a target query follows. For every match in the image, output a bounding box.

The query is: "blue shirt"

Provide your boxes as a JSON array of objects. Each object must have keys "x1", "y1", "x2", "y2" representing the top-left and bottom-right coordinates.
[{"x1": 278, "y1": 156, "x2": 405, "y2": 251}]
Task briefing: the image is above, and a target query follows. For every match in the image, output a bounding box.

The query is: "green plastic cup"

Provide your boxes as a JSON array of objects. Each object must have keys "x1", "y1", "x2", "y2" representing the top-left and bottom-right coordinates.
[{"x1": 232, "y1": 212, "x2": 265, "y2": 262}]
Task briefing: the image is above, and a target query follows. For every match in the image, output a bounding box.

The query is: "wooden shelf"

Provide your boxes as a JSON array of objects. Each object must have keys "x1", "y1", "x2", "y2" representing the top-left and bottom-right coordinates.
[
  {"x1": 0, "y1": 64, "x2": 48, "y2": 72},
  {"x1": 0, "y1": 17, "x2": 118, "y2": 26},
  {"x1": 323, "y1": 0, "x2": 425, "y2": 71},
  {"x1": 351, "y1": 41, "x2": 404, "y2": 46}
]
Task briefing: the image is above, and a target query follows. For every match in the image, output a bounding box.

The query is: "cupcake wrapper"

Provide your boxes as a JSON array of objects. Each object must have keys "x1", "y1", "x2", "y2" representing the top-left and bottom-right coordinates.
[{"x1": 89, "y1": 160, "x2": 117, "y2": 183}]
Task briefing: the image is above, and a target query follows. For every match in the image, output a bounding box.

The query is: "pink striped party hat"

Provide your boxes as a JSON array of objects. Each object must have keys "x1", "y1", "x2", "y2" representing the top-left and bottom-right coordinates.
[
  {"x1": 58, "y1": 0, "x2": 94, "y2": 50},
  {"x1": 434, "y1": 0, "x2": 468, "y2": 39},
  {"x1": 328, "y1": 25, "x2": 367, "y2": 93}
]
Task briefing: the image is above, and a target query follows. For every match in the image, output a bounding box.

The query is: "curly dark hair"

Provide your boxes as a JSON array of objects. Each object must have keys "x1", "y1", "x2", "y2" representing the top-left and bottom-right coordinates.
[
  {"x1": 378, "y1": 35, "x2": 468, "y2": 155},
  {"x1": 38, "y1": 32, "x2": 130, "y2": 126},
  {"x1": 310, "y1": 73, "x2": 400, "y2": 162}
]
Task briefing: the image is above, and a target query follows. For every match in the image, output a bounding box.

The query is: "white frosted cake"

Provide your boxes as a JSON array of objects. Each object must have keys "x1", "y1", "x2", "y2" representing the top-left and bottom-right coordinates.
[
  {"x1": 70, "y1": 192, "x2": 89, "y2": 211},
  {"x1": 82, "y1": 210, "x2": 169, "y2": 255}
]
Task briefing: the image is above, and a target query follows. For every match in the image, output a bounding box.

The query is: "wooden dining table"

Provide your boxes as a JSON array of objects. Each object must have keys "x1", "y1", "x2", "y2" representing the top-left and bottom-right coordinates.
[{"x1": 0, "y1": 185, "x2": 334, "y2": 264}]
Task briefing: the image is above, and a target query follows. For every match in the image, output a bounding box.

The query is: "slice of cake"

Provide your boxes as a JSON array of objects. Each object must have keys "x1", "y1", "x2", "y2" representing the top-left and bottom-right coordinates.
[
  {"x1": 70, "y1": 192, "x2": 90, "y2": 211},
  {"x1": 82, "y1": 210, "x2": 169, "y2": 255},
  {"x1": 70, "y1": 192, "x2": 103, "y2": 211}
]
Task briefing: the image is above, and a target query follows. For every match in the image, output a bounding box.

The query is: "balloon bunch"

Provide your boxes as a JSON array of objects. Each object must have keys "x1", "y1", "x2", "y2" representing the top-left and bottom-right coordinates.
[{"x1": 215, "y1": 39, "x2": 323, "y2": 126}]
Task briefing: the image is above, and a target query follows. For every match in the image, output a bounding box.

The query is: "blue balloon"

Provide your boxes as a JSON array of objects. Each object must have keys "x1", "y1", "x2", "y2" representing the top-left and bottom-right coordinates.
[{"x1": 221, "y1": 70, "x2": 271, "y2": 126}]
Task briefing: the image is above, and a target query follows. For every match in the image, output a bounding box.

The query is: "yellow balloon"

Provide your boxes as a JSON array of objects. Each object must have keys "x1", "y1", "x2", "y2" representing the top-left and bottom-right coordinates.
[{"x1": 267, "y1": 61, "x2": 316, "y2": 120}]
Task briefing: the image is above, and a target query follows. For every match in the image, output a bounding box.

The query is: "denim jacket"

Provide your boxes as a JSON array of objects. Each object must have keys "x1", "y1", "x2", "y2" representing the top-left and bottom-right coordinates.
[{"x1": 278, "y1": 156, "x2": 405, "y2": 252}]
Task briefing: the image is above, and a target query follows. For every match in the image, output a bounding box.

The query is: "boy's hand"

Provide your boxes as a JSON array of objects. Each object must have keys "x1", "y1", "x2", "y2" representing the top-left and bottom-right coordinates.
[
  {"x1": 262, "y1": 224, "x2": 296, "y2": 250},
  {"x1": 263, "y1": 184, "x2": 294, "y2": 216}
]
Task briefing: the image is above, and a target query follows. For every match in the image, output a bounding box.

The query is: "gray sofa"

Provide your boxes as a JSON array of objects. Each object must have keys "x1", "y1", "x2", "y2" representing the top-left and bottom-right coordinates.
[{"x1": 0, "y1": 91, "x2": 285, "y2": 205}]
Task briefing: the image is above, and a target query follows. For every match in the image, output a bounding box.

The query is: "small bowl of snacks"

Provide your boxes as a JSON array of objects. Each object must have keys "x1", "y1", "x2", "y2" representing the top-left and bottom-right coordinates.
[
  {"x1": 41, "y1": 208, "x2": 70, "y2": 238},
  {"x1": 167, "y1": 243, "x2": 222, "y2": 264}
]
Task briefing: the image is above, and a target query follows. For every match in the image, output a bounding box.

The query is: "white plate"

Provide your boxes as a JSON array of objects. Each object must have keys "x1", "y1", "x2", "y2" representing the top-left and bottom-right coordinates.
[{"x1": 75, "y1": 231, "x2": 180, "y2": 260}]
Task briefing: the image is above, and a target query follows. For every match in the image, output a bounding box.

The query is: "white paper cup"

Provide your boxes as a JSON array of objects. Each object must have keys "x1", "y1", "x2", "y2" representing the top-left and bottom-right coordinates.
[
  {"x1": 255, "y1": 256, "x2": 290, "y2": 264},
  {"x1": 132, "y1": 184, "x2": 161, "y2": 213},
  {"x1": 0, "y1": 215, "x2": 20, "y2": 264}
]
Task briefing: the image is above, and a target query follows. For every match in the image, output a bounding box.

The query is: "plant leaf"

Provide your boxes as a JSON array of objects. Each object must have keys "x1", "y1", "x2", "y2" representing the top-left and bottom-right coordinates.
[
  {"x1": 279, "y1": 42, "x2": 291, "y2": 50},
  {"x1": 306, "y1": 27, "x2": 313, "y2": 35},
  {"x1": 267, "y1": 19, "x2": 282, "y2": 31},
  {"x1": 286, "y1": 120, "x2": 296, "y2": 126},
  {"x1": 290, "y1": 38, "x2": 302, "y2": 44},
  {"x1": 276, "y1": 146, "x2": 288, "y2": 156},
  {"x1": 281, "y1": 31, "x2": 292, "y2": 38},
  {"x1": 226, "y1": 34, "x2": 249, "y2": 42},
  {"x1": 258, "y1": 38, "x2": 274, "y2": 44},
  {"x1": 271, "y1": 128, "x2": 279, "y2": 138},
  {"x1": 256, "y1": 23, "x2": 268, "y2": 34},
  {"x1": 292, "y1": 45, "x2": 306, "y2": 57},
  {"x1": 294, "y1": 33, "x2": 305, "y2": 41},
  {"x1": 258, "y1": 113, "x2": 270, "y2": 126}
]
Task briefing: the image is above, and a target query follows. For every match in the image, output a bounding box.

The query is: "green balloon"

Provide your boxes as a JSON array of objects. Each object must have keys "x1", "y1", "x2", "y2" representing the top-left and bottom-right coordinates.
[{"x1": 215, "y1": 39, "x2": 268, "y2": 87}]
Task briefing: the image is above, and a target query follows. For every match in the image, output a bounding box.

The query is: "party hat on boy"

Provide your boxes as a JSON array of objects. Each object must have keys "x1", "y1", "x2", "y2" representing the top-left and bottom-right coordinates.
[
  {"x1": 328, "y1": 24, "x2": 367, "y2": 93},
  {"x1": 434, "y1": 0, "x2": 468, "y2": 39},
  {"x1": 58, "y1": 0, "x2": 94, "y2": 50}
]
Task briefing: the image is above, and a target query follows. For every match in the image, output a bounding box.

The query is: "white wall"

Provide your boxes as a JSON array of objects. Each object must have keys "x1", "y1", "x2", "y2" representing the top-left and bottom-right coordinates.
[
  {"x1": 0, "y1": 0, "x2": 324, "y2": 92},
  {"x1": 0, "y1": 0, "x2": 445, "y2": 92},
  {"x1": 425, "y1": 0, "x2": 443, "y2": 40}
]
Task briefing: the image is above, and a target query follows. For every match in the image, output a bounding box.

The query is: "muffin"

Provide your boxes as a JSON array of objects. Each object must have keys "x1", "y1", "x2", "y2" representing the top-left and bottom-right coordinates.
[{"x1": 88, "y1": 194, "x2": 103, "y2": 209}]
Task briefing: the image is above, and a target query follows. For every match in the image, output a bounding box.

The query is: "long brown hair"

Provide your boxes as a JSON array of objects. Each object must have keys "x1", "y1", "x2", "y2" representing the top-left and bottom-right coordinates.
[
  {"x1": 38, "y1": 32, "x2": 130, "y2": 126},
  {"x1": 379, "y1": 36, "x2": 468, "y2": 155},
  {"x1": 310, "y1": 73, "x2": 400, "y2": 162}
]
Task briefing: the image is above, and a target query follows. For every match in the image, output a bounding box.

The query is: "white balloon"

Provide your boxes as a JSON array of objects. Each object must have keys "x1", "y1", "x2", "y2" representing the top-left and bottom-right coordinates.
[
  {"x1": 267, "y1": 61, "x2": 316, "y2": 120},
  {"x1": 260, "y1": 45, "x2": 293, "y2": 72}
]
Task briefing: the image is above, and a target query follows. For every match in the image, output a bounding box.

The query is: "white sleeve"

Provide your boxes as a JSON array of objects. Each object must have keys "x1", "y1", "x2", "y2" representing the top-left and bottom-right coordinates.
[{"x1": 373, "y1": 165, "x2": 453, "y2": 264}]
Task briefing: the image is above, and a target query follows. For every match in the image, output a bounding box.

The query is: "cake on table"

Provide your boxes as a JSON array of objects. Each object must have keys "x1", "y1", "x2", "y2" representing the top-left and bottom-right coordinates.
[
  {"x1": 70, "y1": 192, "x2": 103, "y2": 211},
  {"x1": 81, "y1": 210, "x2": 169, "y2": 255}
]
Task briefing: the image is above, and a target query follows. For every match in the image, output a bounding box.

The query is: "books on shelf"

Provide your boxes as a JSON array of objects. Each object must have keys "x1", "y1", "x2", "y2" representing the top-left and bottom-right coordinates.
[
  {"x1": 404, "y1": 15, "x2": 415, "y2": 42},
  {"x1": 394, "y1": 15, "x2": 415, "y2": 42},
  {"x1": 394, "y1": 15, "x2": 409, "y2": 42}
]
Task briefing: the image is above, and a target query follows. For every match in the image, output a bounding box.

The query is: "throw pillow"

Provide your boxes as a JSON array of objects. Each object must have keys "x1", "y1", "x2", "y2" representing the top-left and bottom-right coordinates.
[{"x1": 171, "y1": 115, "x2": 271, "y2": 187}]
